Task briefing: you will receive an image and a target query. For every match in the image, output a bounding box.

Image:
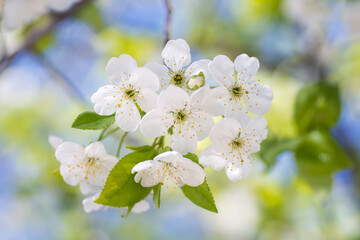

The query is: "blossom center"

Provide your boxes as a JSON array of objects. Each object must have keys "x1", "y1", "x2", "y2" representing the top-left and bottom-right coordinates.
[
  {"x1": 231, "y1": 138, "x2": 242, "y2": 150},
  {"x1": 175, "y1": 110, "x2": 187, "y2": 123},
  {"x1": 173, "y1": 73, "x2": 184, "y2": 86},
  {"x1": 124, "y1": 87, "x2": 138, "y2": 99}
]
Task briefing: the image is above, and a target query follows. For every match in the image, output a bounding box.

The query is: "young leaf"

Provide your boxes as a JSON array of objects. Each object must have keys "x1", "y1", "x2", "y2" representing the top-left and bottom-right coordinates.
[
  {"x1": 181, "y1": 153, "x2": 218, "y2": 213},
  {"x1": 294, "y1": 82, "x2": 340, "y2": 134},
  {"x1": 153, "y1": 184, "x2": 161, "y2": 208},
  {"x1": 126, "y1": 145, "x2": 154, "y2": 152},
  {"x1": 72, "y1": 111, "x2": 115, "y2": 130},
  {"x1": 95, "y1": 146, "x2": 157, "y2": 207},
  {"x1": 181, "y1": 180, "x2": 218, "y2": 213},
  {"x1": 295, "y1": 130, "x2": 351, "y2": 191}
]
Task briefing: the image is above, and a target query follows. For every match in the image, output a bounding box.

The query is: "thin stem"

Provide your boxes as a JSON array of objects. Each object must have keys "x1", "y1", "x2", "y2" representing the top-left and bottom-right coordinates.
[
  {"x1": 97, "y1": 126, "x2": 109, "y2": 141},
  {"x1": 98, "y1": 126, "x2": 119, "y2": 141},
  {"x1": 163, "y1": 0, "x2": 172, "y2": 47},
  {"x1": 116, "y1": 132, "x2": 129, "y2": 158}
]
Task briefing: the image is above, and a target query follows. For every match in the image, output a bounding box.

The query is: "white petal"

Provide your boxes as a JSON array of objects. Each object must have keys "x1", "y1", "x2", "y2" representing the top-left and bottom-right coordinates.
[
  {"x1": 140, "y1": 108, "x2": 173, "y2": 138},
  {"x1": 209, "y1": 118, "x2": 241, "y2": 145},
  {"x1": 184, "y1": 59, "x2": 211, "y2": 79},
  {"x1": 169, "y1": 125, "x2": 197, "y2": 154},
  {"x1": 137, "y1": 89, "x2": 158, "y2": 112},
  {"x1": 145, "y1": 62, "x2": 170, "y2": 90},
  {"x1": 234, "y1": 54, "x2": 259, "y2": 82},
  {"x1": 91, "y1": 85, "x2": 123, "y2": 115},
  {"x1": 132, "y1": 160, "x2": 154, "y2": 174},
  {"x1": 154, "y1": 151, "x2": 183, "y2": 163},
  {"x1": 131, "y1": 200, "x2": 150, "y2": 213},
  {"x1": 162, "y1": 39, "x2": 191, "y2": 71},
  {"x1": 85, "y1": 142, "x2": 107, "y2": 159},
  {"x1": 87, "y1": 164, "x2": 111, "y2": 186},
  {"x1": 60, "y1": 163, "x2": 86, "y2": 186},
  {"x1": 241, "y1": 116, "x2": 268, "y2": 138},
  {"x1": 80, "y1": 181, "x2": 102, "y2": 195},
  {"x1": 55, "y1": 142, "x2": 86, "y2": 165},
  {"x1": 225, "y1": 162, "x2": 252, "y2": 181},
  {"x1": 101, "y1": 155, "x2": 119, "y2": 171},
  {"x1": 243, "y1": 83, "x2": 273, "y2": 115},
  {"x1": 106, "y1": 54, "x2": 137, "y2": 80},
  {"x1": 129, "y1": 67, "x2": 159, "y2": 92},
  {"x1": 158, "y1": 85, "x2": 190, "y2": 111},
  {"x1": 199, "y1": 145, "x2": 227, "y2": 171},
  {"x1": 115, "y1": 100, "x2": 141, "y2": 132},
  {"x1": 133, "y1": 161, "x2": 163, "y2": 187},
  {"x1": 190, "y1": 86, "x2": 211, "y2": 107},
  {"x1": 202, "y1": 86, "x2": 228, "y2": 116},
  {"x1": 48, "y1": 135, "x2": 64, "y2": 150},
  {"x1": 176, "y1": 156, "x2": 206, "y2": 187},
  {"x1": 208, "y1": 55, "x2": 235, "y2": 87},
  {"x1": 82, "y1": 192, "x2": 103, "y2": 213},
  {"x1": 224, "y1": 99, "x2": 249, "y2": 126},
  {"x1": 187, "y1": 111, "x2": 214, "y2": 140}
]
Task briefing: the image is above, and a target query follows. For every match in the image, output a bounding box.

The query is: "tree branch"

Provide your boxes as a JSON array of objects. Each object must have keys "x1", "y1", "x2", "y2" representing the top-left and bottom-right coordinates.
[
  {"x1": 163, "y1": 0, "x2": 172, "y2": 47},
  {"x1": 0, "y1": 0, "x2": 91, "y2": 74}
]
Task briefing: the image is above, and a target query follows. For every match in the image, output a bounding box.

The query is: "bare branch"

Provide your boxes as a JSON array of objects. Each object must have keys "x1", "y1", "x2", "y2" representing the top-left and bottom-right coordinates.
[
  {"x1": 0, "y1": 0, "x2": 92, "y2": 74},
  {"x1": 163, "y1": 0, "x2": 172, "y2": 47}
]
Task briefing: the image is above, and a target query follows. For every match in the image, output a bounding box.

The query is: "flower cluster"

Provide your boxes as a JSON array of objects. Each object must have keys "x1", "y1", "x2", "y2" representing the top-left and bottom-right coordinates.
[{"x1": 50, "y1": 39, "x2": 273, "y2": 214}]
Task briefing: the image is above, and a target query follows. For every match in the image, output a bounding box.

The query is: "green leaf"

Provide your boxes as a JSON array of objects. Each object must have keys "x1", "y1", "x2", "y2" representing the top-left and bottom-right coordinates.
[
  {"x1": 183, "y1": 152, "x2": 200, "y2": 164},
  {"x1": 95, "y1": 147, "x2": 157, "y2": 207},
  {"x1": 153, "y1": 184, "x2": 161, "y2": 208},
  {"x1": 294, "y1": 82, "x2": 340, "y2": 134},
  {"x1": 181, "y1": 181, "x2": 218, "y2": 213},
  {"x1": 71, "y1": 111, "x2": 115, "y2": 130},
  {"x1": 295, "y1": 130, "x2": 351, "y2": 190},
  {"x1": 181, "y1": 153, "x2": 218, "y2": 213},
  {"x1": 126, "y1": 145, "x2": 154, "y2": 152},
  {"x1": 258, "y1": 137, "x2": 299, "y2": 169}
]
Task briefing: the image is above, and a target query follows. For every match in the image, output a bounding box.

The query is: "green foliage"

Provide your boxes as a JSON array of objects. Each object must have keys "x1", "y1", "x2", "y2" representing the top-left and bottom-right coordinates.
[
  {"x1": 71, "y1": 111, "x2": 115, "y2": 130},
  {"x1": 152, "y1": 184, "x2": 161, "y2": 208},
  {"x1": 295, "y1": 130, "x2": 351, "y2": 190},
  {"x1": 258, "y1": 138, "x2": 299, "y2": 168},
  {"x1": 95, "y1": 147, "x2": 157, "y2": 208},
  {"x1": 181, "y1": 181, "x2": 218, "y2": 213},
  {"x1": 294, "y1": 82, "x2": 340, "y2": 133},
  {"x1": 181, "y1": 153, "x2": 218, "y2": 213}
]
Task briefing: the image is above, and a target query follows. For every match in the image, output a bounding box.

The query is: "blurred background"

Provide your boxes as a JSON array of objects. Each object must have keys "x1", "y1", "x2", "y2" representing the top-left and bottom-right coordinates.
[{"x1": 1, "y1": 0, "x2": 360, "y2": 239}]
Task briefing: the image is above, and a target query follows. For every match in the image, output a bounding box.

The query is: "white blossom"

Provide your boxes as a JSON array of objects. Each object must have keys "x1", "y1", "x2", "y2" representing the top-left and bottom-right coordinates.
[
  {"x1": 205, "y1": 54, "x2": 273, "y2": 119},
  {"x1": 132, "y1": 151, "x2": 206, "y2": 187},
  {"x1": 48, "y1": 134, "x2": 64, "y2": 150},
  {"x1": 91, "y1": 54, "x2": 160, "y2": 132},
  {"x1": 140, "y1": 85, "x2": 214, "y2": 154},
  {"x1": 55, "y1": 141, "x2": 118, "y2": 187},
  {"x1": 199, "y1": 117, "x2": 267, "y2": 181},
  {"x1": 145, "y1": 39, "x2": 209, "y2": 92}
]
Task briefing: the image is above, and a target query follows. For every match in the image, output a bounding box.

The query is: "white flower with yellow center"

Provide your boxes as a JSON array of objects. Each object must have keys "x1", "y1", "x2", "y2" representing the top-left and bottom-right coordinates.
[
  {"x1": 132, "y1": 151, "x2": 206, "y2": 187},
  {"x1": 140, "y1": 85, "x2": 214, "y2": 154},
  {"x1": 145, "y1": 39, "x2": 209, "y2": 92},
  {"x1": 55, "y1": 141, "x2": 118, "y2": 187},
  {"x1": 91, "y1": 54, "x2": 160, "y2": 132},
  {"x1": 205, "y1": 54, "x2": 273, "y2": 119},
  {"x1": 199, "y1": 117, "x2": 267, "y2": 181}
]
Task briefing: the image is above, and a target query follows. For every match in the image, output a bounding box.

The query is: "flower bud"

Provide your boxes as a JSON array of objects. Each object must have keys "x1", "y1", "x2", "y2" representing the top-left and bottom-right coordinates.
[{"x1": 186, "y1": 73, "x2": 205, "y2": 90}]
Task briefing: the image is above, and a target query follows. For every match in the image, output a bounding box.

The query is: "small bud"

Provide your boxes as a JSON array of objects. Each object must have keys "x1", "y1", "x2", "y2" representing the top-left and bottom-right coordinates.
[{"x1": 186, "y1": 73, "x2": 205, "y2": 90}]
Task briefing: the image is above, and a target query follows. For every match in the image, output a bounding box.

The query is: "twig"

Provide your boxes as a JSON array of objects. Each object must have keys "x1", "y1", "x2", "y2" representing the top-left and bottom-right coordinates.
[
  {"x1": 163, "y1": 0, "x2": 172, "y2": 47},
  {"x1": 0, "y1": 0, "x2": 91, "y2": 74},
  {"x1": 116, "y1": 132, "x2": 128, "y2": 157}
]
